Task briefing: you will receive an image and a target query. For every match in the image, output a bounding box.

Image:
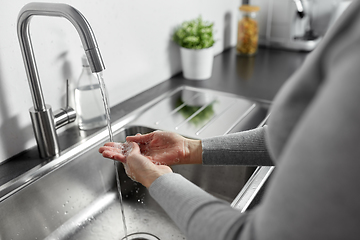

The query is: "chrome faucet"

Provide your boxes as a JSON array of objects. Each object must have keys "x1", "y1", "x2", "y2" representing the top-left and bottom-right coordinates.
[
  {"x1": 292, "y1": 0, "x2": 317, "y2": 40},
  {"x1": 293, "y1": 0, "x2": 305, "y2": 18},
  {"x1": 17, "y1": 2, "x2": 105, "y2": 158}
]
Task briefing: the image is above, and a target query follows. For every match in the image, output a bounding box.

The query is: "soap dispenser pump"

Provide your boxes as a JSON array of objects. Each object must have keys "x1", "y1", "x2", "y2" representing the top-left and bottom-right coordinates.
[{"x1": 74, "y1": 55, "x2": 107, "y2": 130}]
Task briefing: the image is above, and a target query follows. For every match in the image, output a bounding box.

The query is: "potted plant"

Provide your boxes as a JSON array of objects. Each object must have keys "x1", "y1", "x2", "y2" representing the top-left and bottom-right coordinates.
[{"x1": 173, "y1": 16, "x2": 215, "y2": 80}]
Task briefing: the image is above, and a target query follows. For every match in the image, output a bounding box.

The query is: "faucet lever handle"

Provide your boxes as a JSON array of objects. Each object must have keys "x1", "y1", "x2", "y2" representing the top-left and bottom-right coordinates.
[{"x1": 53, "y1": 79, "x2": 76, "y2": 129}]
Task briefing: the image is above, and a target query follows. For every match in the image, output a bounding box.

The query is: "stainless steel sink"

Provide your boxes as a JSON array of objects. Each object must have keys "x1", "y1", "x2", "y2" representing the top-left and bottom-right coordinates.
[{"x1": 0, "y1": 86, "x2": 268, "y2": 240}]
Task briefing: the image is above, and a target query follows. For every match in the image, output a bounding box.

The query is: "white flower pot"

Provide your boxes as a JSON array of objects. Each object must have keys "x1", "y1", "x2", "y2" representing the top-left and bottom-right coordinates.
[{"x1": 180, "y1": 47, "x2": 214, "y2": 80}]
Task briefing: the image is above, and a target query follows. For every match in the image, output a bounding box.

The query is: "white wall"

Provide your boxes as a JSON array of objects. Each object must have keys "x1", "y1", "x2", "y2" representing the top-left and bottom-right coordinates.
[{"x1": 0, "y1": 0, "x2": 240, "y2": 163}]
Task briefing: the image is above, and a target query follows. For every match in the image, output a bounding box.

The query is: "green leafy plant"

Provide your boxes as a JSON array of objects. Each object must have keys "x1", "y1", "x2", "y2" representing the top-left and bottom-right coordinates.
[{"x1": 173, "y1": 16, "x2": 215, "y2": 49}]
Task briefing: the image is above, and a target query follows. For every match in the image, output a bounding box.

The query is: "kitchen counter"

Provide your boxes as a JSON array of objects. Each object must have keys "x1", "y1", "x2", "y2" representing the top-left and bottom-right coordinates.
[
  {"x1": 0, "y1": 46, "x2": 308, "y2": 192},
  {"x1": 113, "y1": 46, "x2": 308, "y2": 120},
  {"x1": 176, "y1": 47, "x2": 308, "y2": 103}
]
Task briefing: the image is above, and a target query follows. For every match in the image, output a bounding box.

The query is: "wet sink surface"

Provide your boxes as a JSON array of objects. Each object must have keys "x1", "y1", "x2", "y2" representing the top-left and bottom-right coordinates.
[{"x1": 0, "y1": 87, "x2": 267, "y2": 240}]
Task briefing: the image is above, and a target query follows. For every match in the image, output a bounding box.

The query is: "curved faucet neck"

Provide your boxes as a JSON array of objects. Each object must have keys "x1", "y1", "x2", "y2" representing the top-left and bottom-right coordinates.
[{"x1": 17, "y1": 2, "x2": 105, "y2": 111}]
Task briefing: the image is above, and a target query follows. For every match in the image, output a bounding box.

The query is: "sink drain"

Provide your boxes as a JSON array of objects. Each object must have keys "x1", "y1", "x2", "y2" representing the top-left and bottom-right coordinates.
[{"x1": 121, "y1": 232, "x2": 160, "y2": 240}]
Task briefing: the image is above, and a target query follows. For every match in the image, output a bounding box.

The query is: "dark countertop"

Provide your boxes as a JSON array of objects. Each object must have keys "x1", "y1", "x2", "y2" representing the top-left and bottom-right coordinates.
[
  {"x1": 0, "y1": 47, "x2": 308, "y2": 190},
  {"x1": 115, "y1": 47, "x2": 308, "y2": 119},
  {"x1": 175, "y1": 47, "x2": 307, "y2": 103}
]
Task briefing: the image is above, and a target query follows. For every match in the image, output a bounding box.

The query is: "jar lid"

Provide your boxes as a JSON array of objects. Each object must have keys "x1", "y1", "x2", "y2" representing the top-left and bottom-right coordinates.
[{"x1": 239, "y1": 5, "x2": 260, "y2": 12}]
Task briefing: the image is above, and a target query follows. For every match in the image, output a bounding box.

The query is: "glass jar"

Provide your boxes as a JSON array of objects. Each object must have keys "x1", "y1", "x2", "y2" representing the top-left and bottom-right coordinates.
[{"x1": 236, "y1": 5, "x2": 260, "y2": 56}]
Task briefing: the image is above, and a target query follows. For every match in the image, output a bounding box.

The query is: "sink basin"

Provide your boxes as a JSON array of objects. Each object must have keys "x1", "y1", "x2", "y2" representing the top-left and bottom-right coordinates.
[
  {"x1": 0, "y1": 87, "x2": 268, "y2": 240},
  {"x1": 0, "y1": 126, "x2": 255, "y2": 240}
]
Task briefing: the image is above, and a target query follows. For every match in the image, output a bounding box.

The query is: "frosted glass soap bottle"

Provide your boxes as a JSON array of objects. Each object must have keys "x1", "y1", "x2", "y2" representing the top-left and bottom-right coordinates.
[{"x1": 74, "y1": 55, "x2": 107, "y2": 130}]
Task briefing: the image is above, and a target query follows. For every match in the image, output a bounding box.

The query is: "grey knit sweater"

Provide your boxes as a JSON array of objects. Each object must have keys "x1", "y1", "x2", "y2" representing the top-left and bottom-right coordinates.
[{"x1": 149, "y1": 1, "x2": 360, "y2": 239}]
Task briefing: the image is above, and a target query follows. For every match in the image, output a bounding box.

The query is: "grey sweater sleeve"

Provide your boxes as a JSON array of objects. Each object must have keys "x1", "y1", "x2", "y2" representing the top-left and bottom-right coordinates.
[
  {"x1": 202, "y1": 126, "x2": 274, "y2": 166},
  {"x1": 149, "y1": 173, "x2": 252, "y2": 240}
]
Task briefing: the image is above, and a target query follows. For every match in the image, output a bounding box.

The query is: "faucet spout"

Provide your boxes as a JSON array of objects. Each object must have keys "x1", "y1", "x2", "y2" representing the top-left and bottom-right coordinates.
[
  {"x1": 293, "y1": 0, "x2": 305, "y2": 18},
  {"x1": 17, "y1": 2, "x2": 105, "y2": 158}
]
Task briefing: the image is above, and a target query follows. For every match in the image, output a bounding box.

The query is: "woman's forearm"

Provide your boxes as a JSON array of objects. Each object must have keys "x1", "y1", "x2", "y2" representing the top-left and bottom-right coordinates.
[{"x1": 201, "y1": 127, "x2": 274, "y2": 166}]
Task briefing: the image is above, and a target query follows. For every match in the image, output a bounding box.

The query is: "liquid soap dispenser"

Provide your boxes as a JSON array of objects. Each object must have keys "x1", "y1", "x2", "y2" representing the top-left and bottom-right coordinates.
[{"x1": 75, "y1": 55, "x2": 107, "y2": 130}]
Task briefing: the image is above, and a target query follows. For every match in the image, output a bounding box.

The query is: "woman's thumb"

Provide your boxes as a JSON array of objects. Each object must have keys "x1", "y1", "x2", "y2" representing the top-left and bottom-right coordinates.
[{"x1": 127, "y1": 142, "x2": 140, "y2": 156}]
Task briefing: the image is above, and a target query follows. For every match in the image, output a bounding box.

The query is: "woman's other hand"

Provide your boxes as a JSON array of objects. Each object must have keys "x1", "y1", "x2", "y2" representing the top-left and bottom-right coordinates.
[
  {"x1": 126, "y1": 131, "x2": 202, "y2": 165},
  {"x1": 99, "y1": 141, "x2": 172, "y2": 188}
]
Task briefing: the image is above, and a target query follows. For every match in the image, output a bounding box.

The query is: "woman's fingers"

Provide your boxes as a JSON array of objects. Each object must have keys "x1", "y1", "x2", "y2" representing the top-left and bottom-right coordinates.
[
  {"x1": 103, "y1": 142, "x2": 122, "y2": 147},
  {"x1": 99, "y1": 143, "x2": 130, "y2": 163},
  {"x1": 99, "y1": 145, "x2": 121, "y2": 154},
  {"x1": 126, "y1": 132, "x2": 154, "y2": 144}
]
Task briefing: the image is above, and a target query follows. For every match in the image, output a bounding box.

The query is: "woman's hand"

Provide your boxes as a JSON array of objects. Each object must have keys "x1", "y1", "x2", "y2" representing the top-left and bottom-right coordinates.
[
  {"x1": 99, "y1": 130, "x2": 202, "y2": 187},
  {"x1": 126, "y1": 131, "x2": 202, "y2": 165},
  {"x1": 99, "y1": 141, "x2": 172, "y2": 188}
]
